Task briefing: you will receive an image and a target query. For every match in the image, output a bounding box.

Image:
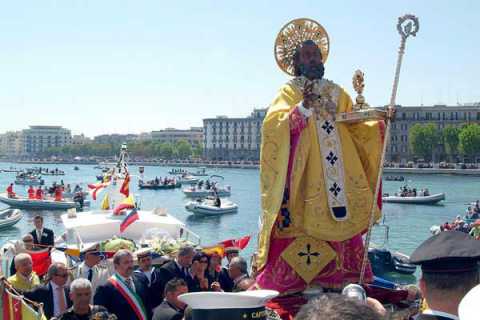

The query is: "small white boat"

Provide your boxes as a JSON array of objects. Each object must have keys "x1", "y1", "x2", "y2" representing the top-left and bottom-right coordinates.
[
  {"x1": 15, "y1": 176, "x2": 44, "y2": 186},
  {"x1": 0, "y1": 209, "x2": 23, "y2": 229},
  {"x1": 176, "y1": 175, "x2": 199, "y2": 185},
  {"x1": 182, "y1": 186, "x2": 231, "y2": 198},
  {"x1": 190, "y1": 167, "x2": 208, "y2": 177},
  {"x1": 0, "y1": 193, "x2": 89, "y2": 210},
  {"x1": 382, "y1": 193, "x2": 445, "y2": 204},
  {"x1": 185, "y1": 199, "x2": 238, "y2": 216}
]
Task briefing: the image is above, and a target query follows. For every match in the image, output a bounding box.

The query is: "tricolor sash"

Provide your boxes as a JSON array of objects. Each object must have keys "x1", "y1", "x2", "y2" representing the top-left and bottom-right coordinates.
[{"x1": 108, "y1": 274, "x2": 147, "y2": 320}]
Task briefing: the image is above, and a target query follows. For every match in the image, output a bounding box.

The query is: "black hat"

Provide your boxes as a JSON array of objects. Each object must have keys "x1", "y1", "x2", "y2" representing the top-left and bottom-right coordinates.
[
  {"x1": 178, "y1": 290, "x2": 278, "y2": 320},
  {"x1": 409, "y1": 231, "x2": 480, "y2": 273}
]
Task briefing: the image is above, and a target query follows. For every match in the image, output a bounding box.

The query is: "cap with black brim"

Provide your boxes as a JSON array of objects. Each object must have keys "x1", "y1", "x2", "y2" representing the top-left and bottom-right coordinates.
[
  {"x1": 178, "y1": 290, "x2": 278, "y2": 320},
  {"x1": 409, "y1": 231, "x2": 480, "y2": 273}
]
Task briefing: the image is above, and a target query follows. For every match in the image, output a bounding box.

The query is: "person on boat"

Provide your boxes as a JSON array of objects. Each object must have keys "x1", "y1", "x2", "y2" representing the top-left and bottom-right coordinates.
[
  {"x1": 188, "y1": 252, "x2": 211, "y2": 292},
  {"x1": 410, "y1": 231, "x2": 480, "y2": 320},
  {"x1": 7, "y1": 253, "x2": 41, "y2": 293},
  {"x1": 31, "y1": 215, "x2": 55, "y2": 248},
  {"x1": 73, "y1": 185, "x2": 82, "y2": 193},
  {"x1": 133, "y1": 248, "x2": 163, "y2": 310},
  {"x1": 155, "y1": 177, "x2": 160, "y2": 185},
  {"x1": 73, "y1": 192, "x2": 85, "y2": 210},
  {"x1": 65, "y1": 184, "x2": 71, "y2": 194},
  {"x1": 152, "y1": 278, "x2": 188, "y2": 320},
  {"x1": 214, "y1": 194, "x2": 221, "y2": 208},
  {"x1": 424, "y1": 188, "x2": 430, "y2": 196},
  {"x1": 28, "y1": 185, "x2": 35, "y2": 199},
  {"x1": 6, "y1": 183, "x2": 16, "y2": 198},
  {"x1": 54, "y1": 185, "x2": 63, "y2": 201},
  {"x1": 35, "y1": 186, "x2": 44, "y2": 200}
]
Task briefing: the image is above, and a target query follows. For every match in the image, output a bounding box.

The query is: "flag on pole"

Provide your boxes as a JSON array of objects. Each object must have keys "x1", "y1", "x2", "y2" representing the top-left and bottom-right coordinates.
[
  {"x1": 220, "y1": 235, "x2": 251, "y2": 255},
  {"x1": 202, "y1": 245, "x2": 225, "y2": 258},
  {"x1": 120, "y1": 173, "x2": 130, "y2": 197},
  {"x1": 113, "y1": 194, "x2": 135, "y2": 215},
  {"x1": 100, "y1": 194, "x2": 110, "y2": 210},
  {"x1": 120, "y1": 208, "x2": 139, "y2": 233},
  {"x1": 27, "y1": 249, "x2": 51, "y2": 276},
  {"x1": 2, "y1": 286, "x2": 46, "y2": 320}
]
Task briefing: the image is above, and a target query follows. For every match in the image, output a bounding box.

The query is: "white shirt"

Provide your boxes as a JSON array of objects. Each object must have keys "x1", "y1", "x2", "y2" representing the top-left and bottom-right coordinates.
[
  {"x1": 116, "y1": 273, "x2": 135, "y2": 293},
  {"x1": 50, "y1": 281, "x2": 67, "y2": 317},
  {"x1": 423, "y1": 309, "x2": 459, "y2": 320},
  {"x1": 36, "y1": 228, "x2": 43, "y2": 241}
]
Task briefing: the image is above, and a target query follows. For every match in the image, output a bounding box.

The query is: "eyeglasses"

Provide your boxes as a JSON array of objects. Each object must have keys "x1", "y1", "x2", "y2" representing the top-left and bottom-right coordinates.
[
  {"x1": 55, "y1": 273, "x2": 69, "y2": 278},
  {"x1": 200, "y1": 260, "x2": 209, "y2": 264}
]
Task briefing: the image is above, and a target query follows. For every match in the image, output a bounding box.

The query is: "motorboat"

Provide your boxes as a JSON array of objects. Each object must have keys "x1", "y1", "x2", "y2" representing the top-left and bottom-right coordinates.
[
  {"x1": 189, "y1": 167, "x2": 208, "y2": 176},
  {"x1": 368, "y1": 247, "x2": 417, "y2": 275},
  {"x1": 185, "y1": 198, "x2": 238, "y2": 216},
  {"x1": 0, "y1": 193, "x2": 89, "y2": 210},
  {"x1": 168, "y1": 168, "x2": 188, "y2": 175},
  {"x1": 382, "y1": 193, "x2": 445, "y2": 204},
  {"x1": 182, "y1": 185, "x2": 231, "y2": 198},
  {"x1": 384, "y1": 175, "x2": 405, "y2": 182},
  {"x1": 14, "y1": 175, "x2": 44, "y2": 186},
  {"x1": 138, "y1": 181, "x2": 181, "y2": 190},
  {"x1": 176, "y1": 175, "x2": 199, "y2": 185},
  {"x1": 0, "y1": 209, "x2": 23, "y2": 229}
]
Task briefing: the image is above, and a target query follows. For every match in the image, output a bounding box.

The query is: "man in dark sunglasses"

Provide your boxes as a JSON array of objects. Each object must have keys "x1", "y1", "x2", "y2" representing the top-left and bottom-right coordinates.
[{"x1": 24, "y1": 262, "x2": 73, "y2": 319}]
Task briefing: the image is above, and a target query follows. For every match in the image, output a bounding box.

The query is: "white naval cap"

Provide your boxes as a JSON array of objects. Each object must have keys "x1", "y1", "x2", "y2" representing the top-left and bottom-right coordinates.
[
  {"x1": 179, "y1": 290, "x2": 278, "y2": 320},
  {"x1": 459, "y1": 283, "x2": 480, "y2": 320}
]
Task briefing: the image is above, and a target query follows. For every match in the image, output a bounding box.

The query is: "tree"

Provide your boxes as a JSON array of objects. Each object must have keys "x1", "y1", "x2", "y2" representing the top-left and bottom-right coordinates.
[
  {"x1": 459, "y1": 124, "x2": 480, "y2": 161},
  {"x1": 192, "y1": 143, "x2": 204, "y2": 158},
  {"x1": 408, "y1": 123, "x2": 438, "y2": 161},
  {"x1": 442, "y1": 125, "x2": 460, "y2": 161},
  {"x1": 159, "y1": 143, "x2": 174, "y2": 160},
  {"x1": 175, "y1": 140, "x2": 192, "y2": 159}
]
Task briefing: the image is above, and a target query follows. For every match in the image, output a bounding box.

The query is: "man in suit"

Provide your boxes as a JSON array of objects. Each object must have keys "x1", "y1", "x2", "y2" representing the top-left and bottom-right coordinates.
[
  {"x1": 73, "y1": 244, "x2": 113, "y2": 301},
  {"x1": 152, "y1": 278, "x2": 188, "y2": 320},
  {"x1": 409, "y1": 231, "x2": 480, "y2": 320},
  {"x1": 158, "y1": 245, "x2": 195, "y2": 298},
  {"x1": 30, "y1": 215, "x2": 54, "y2": 248},
  {"x1": 228, "y1": 256, "x2": 250, "y2": 292},
  {"x1": 134, "y1": 248, "x2": 163, "y2": 310},
  {"x1": 94, "y1": 249, "x2": 150, "y2": 320},
  {"x1": 218, "y1": 246, "x2": 239, "y2": 292},
  {"x1": 24, "y1": 262, "x2": 72, "y2": 319}
]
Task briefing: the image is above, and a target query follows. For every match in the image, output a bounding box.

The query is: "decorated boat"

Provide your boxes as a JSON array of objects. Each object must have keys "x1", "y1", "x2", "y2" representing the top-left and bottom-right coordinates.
[
  {"x1": 0, "y1": 209, "x2": 23, "y2": 229},
  {"x1": 189, "y1": 167, "x2": 208, "y2": 176},
  {"x1": 14, "y1": 174, "x2": 44, "y2": 186},
  {"x1": 176, "y1": 175, "x2": 199, "y2": 185},
  {"x1": 185, "y1": 198, "x2": 238, "y2": 216},
  {"x1": 0, "y1": 193, "x2": 88, "y2": 210},
  {"x1": 382, "y1": 193, "x2": 445, "y2": 204}
]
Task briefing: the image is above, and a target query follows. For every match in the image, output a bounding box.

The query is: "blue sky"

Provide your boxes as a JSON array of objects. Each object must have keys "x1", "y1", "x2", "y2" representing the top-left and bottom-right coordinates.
[{"x1": 1, "y1": 1, "x2": 478, "y2": 137}]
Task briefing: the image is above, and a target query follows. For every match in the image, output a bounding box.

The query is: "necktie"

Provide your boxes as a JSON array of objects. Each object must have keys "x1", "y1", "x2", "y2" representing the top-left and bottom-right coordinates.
[
  {"x1": 125, "y1": 278, "x2": 134, "y2": 292},
  {"x1": 56, "y1": 286, "x2": 67, "y2": 315},
  {"x1": 87, "y1": 268, "x2": 93, "y2": 282}
]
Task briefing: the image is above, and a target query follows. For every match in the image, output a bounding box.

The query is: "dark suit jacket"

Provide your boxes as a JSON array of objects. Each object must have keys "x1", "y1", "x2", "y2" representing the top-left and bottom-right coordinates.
[
  {"x1": 24, "y1": 283, "x2": 72, "y2": 319},
  {"x1": 152, "y1": 301, "x2": 183, "y2": 320},
  {"x1": 133, "y1": 267, "x2": 164, "y2": 310},
  {"x1": 218, "y1": 267, "x2": 234, "y2": 292},
  {"x1": 94, "y1": 276, "x2": 150, "y2": 320},
  {"x1": 31, "y1": 228, "x2": 55, "y2": 247},
  {"x1": 157, "y1": 261, "x2": 194, "y2": 297}
]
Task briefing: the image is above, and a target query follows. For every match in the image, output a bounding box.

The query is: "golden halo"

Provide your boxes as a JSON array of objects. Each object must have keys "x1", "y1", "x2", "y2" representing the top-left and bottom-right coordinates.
[{"x1": 274, "y1": 18, "x2": 330, "y2": 76}]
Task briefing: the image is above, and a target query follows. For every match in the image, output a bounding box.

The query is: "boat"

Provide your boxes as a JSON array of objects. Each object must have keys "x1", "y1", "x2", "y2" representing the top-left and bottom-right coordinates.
[
  {"x1": 138, "y1": 181, "x2": 181, "y2": 190},
  {"x1": 14, "y1": 174, "x2": 44, "y2": 186},
  {"x1": 384, "y1": 175, "x2": 405, "y2": 181},
  {"x1": 368, "y1": 247, "x2": 417, "y2": 275},
  {"x1": 168, "y1": 168, "x2": 188, "y2": 175},
  {"x1": 0, "y1": 193, "x2": 89, "y2": 210},
  {"x1": 73, "y1": 166, "x2": 79, "y2": 171},
  {"x1": 0, "y1": 209, "x2": 23, "y2": 229},
  {"x1": 185, "y1": 198, "x2": 238, "y2": 216},
  {"x1": 382, "y1": 193, "x2": 445, "y2": 204},
  {"x1": 182, "y1": 185, "x2": 231, "y2": 198},
  {"x1": 176, "y1": 175, "x2": 199, "y2": 185},
  {"x1": 189, "y1": 167, "x2": 208, "y2": 176}
]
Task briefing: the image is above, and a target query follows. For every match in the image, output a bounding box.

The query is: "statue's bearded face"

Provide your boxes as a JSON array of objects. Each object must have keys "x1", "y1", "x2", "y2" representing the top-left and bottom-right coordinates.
[{"x1": 294, "y1": 40, "x2": 325, "y2": 80}]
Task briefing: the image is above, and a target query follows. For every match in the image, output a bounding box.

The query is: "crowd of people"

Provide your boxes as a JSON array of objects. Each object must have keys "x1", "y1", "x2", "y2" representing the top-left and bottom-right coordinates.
[
  {"x1": 6, "y1": 182, "x2": 85, "y2": 204},
  {"x1": 439, "y1": 200, "x2": 480, "y2": 238},
  {"x1": 398, "y1": 186, "x2": 430, "y2": 197},
  {"x1": 4, "y1": 216, "x2": 480, "y2": 319}
]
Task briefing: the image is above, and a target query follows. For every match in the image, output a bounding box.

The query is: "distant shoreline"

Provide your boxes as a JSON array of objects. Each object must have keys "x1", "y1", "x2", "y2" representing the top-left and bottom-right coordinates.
[{"x1": 3, "y1": 160, "x2": 480, "y2": 175}]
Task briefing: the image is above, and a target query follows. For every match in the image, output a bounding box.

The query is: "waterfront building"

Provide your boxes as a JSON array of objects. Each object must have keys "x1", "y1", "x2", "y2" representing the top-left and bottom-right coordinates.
[
  {"x1": 387, "y1": 103, "x2": 480, "y2": 162},
  {"x1": 151, "y1": 127, "x2": 203, "y2": 147},
  {"x1": 93, "y1": 134, "x2": 138, "y2": 144},
  {"x1": 22, "y1": 126, "x2": 72, "y2": 155},
  {"x1": 0, "y1": 131, "x2": 24, "y2": 157},
  {"x1": 203, "y1": 108, "x2": 267, "y2": 161},
  {"x1": 72, "y1": 134, "x2": 92, "y2": 145}
]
